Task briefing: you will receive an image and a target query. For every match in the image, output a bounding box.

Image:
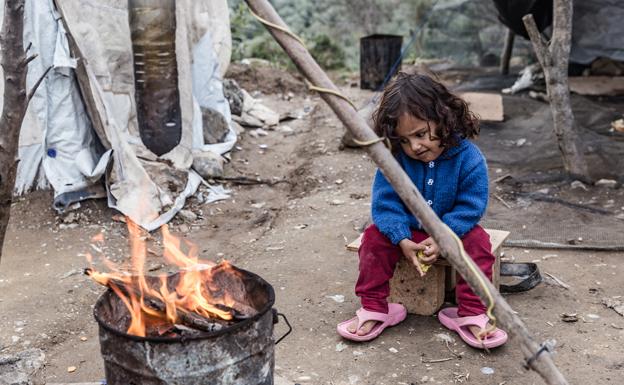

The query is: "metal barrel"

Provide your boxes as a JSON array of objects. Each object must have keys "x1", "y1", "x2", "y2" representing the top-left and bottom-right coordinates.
[
  {"x1": 360, "y1": 34, "x2": 403, "y2": 90},
  {"x1": 93, "y1": 267, "x2": 276, "y2": 385}
]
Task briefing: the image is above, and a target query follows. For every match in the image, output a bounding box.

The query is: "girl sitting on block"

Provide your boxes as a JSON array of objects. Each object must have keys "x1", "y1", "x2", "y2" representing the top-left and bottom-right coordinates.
[{"x1": 337, "y1": 72, "x2": 507, "y2": 349}]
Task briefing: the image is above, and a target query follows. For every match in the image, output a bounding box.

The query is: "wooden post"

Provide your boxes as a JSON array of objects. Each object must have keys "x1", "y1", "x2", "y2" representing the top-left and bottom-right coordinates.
[
  {"x1": 500, "y1": 28, "x2": 515, "y2": 75},
  {"x1": 522, "y1": 0, "x2": 590, "y2": 181},
  {"x1": 244, "y1": 1, "x2": 569, "y2": 384},
  {"x1": 0, "y1": 0, "x2": 29, "y2": 262}
]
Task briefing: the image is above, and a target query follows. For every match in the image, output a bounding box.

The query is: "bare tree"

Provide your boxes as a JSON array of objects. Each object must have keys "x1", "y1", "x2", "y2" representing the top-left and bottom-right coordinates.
[
  {"x1": 0, "y1": 0, "x2": 49, "y2": 262},
  {"x1": 523, "y1": 0, "x2": 590, "y2": 180}
]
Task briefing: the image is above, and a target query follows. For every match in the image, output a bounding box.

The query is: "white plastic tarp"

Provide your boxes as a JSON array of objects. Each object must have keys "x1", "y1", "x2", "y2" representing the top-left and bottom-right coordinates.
[{"x1": 7, "y1": 0, "x2": 235, "y2": 231}]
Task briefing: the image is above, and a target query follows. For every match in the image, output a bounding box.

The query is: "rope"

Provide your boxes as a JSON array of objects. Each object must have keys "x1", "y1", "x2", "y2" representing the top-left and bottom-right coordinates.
[{"x1": 351, "y1": 136, "x2": 391, "y2": 150}]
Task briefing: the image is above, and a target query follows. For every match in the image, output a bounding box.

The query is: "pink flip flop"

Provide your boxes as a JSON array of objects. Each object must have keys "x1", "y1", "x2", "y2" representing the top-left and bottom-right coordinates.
[
  {"x1": 438, "y1": 307, "x2": 508, "y2": 349},
  {"x1": 336, "y1": 303, "x2": 407, "y2": 342}
]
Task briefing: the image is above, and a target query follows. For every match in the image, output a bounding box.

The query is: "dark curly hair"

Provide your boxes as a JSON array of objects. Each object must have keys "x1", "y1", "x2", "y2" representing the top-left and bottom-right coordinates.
[{"x1": 372, "y1": 72, "x2": 479, "y2": 153}]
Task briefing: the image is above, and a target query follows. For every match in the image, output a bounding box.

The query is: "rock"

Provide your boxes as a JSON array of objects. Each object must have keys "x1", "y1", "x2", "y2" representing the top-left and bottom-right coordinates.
[
  {"x1": 62, "y1": 212, "x2": 78, "y2": 224},
  {"x1": 595, "y1": 179, "x2": 618, "y2": 188},
  {"x1": 240, "y1": 90, "x2": 280, "y2": 127},
  {"x1": 201, "y1": 107, "x2": 230, "y2": 144},
  {"x1": 178, "y1": 209, "x2": 198, "y2": 222},
  {"x1": 571, "y1": 180, "x2": 588, "y2": 191},
  {"x1": 326, "y1": 294, "x2": 345, "y2": 303},
  {"x1": 516, "y1": 138, "x2": 527, "y2": 147},
  {"x1": 0, "y1": 348, "x2": 46, "y2": 385},
  {"x1": 223, "y1": 78, "x2": 244, "y2": 116},
  {"x1": 192, "y1": 150, "x2": 224, "y2": 179},
  {"x1": 480, "y1": 367, "x2": 494, "y2": 375},
  {"x1": 335, "y1": 342, "x2": 348, "y2": 352},
  {"x1": 277, "y1": 125, "x2": 294, "y2": 135},
  {"x1": 611, "y1": 118, "x2": 624, "y2": 133}
]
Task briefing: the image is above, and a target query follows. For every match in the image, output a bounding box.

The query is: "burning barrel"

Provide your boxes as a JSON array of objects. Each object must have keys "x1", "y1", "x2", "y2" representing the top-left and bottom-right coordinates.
[{"x1": 93, "y1": 263, "x2": 279, "y2": 385}]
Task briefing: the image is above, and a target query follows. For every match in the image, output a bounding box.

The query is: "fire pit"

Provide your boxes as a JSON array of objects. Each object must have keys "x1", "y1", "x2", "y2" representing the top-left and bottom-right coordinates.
[
  {"x1": 93, "y1": 263, "x2": 281, "y2": 384},
  {"x1": 86, "y1": 222, "x2": 290, "y2": 385}
]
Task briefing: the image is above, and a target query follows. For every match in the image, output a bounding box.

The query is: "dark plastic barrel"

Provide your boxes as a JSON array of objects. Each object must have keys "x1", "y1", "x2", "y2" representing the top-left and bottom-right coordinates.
[
  {"x1": 129, "y1": 0, "x2": 182, "y2": 156},
  {"x1": 360, "y1": 34, "x2": 403, "y2": 90},
  {"x1": 93, "y1": 267, "x2": 276, "y2": 385}
]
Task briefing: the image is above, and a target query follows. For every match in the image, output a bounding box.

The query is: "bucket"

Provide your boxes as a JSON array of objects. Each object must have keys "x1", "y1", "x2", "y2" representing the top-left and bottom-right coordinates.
[
  {"x1": 360, "y1": 34, "x2": 403, "y2": 90},
  {"x1": 93, "y1": 265, "x2": 285, "y2": 385}
]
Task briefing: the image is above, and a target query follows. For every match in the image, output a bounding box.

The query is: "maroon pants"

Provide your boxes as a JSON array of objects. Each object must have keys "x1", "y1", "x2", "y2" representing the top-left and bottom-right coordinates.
[{"x1": 356, "y1": 224, "x2": 494, "y2": 317}]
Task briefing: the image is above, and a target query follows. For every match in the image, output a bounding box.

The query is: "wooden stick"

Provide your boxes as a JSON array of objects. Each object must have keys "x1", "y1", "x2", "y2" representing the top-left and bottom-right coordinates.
[
  {"x1": 84, "y1": 269, "x2": 227, "y2": 333},
  {"x1": 500, "y1": 29, "x2": 515, "y2": 75},
  {"x1": 244, "y1": 1, "x2": 569, "y2": 384}
]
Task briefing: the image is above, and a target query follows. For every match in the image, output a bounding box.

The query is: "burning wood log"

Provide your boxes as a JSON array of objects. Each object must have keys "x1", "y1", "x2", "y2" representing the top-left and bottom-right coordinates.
[{"x1": 85, "y1": 268, "x2": 253, "y2": 335}]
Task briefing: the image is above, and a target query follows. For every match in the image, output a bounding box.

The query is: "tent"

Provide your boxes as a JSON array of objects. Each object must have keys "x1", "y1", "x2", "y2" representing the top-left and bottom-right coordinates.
[{"x1": 1, "y1": 0, "x2": 235, "y2": 231}]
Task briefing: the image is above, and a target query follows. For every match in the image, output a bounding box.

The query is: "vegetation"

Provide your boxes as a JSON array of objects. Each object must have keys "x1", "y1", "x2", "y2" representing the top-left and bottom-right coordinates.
[{"x1": 229, "y1": 0, "x2": 524, "y2": 71}]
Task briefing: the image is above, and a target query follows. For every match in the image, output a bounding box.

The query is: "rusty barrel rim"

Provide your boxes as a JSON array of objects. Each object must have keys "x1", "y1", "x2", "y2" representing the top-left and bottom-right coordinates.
[{"x1": 93, "y1": 265, "x2": 276, "y2": 343}]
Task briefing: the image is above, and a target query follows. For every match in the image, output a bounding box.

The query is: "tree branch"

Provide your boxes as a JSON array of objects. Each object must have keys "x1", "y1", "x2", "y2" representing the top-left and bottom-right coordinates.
[
  {"x1": 27, "y1": 65, "x2": 53, "y2": 103},
  {"x1": 522, "y1": 14, "x2": 551, "y2": 69}
]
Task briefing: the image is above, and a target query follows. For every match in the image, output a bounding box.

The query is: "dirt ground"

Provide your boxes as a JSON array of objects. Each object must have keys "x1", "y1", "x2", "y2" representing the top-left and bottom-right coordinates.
[{"x1": 1, "y1": 68, "x2": 624, "y2": 385}]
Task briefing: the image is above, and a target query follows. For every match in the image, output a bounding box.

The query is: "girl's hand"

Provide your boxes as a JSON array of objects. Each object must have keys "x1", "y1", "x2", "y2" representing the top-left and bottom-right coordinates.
[
  {"x1": 398, "y1": 238, "x2": 428, "y2": 276},
  {"x1": 418, "y1": 237, "x2": 440, "y2": 265}
]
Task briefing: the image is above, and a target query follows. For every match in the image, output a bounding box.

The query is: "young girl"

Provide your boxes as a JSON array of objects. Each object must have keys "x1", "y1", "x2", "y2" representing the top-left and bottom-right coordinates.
[{"x1": 337, "y1": 72, "x2": 507, "y2": 349}]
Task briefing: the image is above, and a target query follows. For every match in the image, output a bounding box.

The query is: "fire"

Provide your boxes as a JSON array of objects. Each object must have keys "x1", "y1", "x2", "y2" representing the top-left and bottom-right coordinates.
[{"x1": 86, "y1": 218, "x2": 238, "y2": 337}]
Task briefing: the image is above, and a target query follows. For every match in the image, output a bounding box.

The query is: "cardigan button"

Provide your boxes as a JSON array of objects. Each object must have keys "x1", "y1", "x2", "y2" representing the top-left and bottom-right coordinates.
[
  {"x1": 427, "y1": 200, "x2": 433, "y2": 205},
  {"x1": 428, "y1": 161, "x2": 435, "y2": 168},
  {"x1": 427, "y1": 178, "x2": 434, "y2": 185}
]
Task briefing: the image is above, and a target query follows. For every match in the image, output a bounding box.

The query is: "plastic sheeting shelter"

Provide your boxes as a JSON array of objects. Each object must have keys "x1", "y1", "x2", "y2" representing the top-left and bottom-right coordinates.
[{"x1": 0, "y1": 0, "x2": 234, "y2": 231}]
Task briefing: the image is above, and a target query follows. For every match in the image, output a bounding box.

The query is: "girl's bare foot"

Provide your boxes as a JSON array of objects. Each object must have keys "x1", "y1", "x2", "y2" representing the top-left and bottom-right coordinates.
[
  {"x1": 468, "y1": 323, "x2": 494, "y2": 342},
  {"x1": 347, "y1": 317, "x2": 379, "y2": 335}
]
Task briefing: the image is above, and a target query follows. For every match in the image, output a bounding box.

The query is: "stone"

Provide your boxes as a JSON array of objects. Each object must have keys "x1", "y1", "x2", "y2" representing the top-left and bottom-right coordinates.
[
  {"x1": 201, "y1": 107, "x2": 230, "y2": 144},
  {"x1": 595, "y1": 179, "x2": 618, "y2": 188},
  {"x1": 223, "y1": 78, "x2": 244, "y2": 116},
  {"x1": 571, "y1": 180, "x2": 588, "y2": 190},
  {"x1": 241, "y1": 90, "x2": 280, "y2": 127},
  {"x1": 192, "y1": 150, "x2": 224, "y2": 179},
  {"x1": 0, "y1": 349, "x2": 46, "y2": 385},
  {"x1": 178, "y1": 209, "x2": 197, "y2": 222}
]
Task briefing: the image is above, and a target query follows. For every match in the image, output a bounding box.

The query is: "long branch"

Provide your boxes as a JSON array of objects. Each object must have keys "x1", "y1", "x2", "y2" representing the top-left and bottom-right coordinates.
[{"x1": 244, "y1": 1, "x2": 569, "y2": 384}]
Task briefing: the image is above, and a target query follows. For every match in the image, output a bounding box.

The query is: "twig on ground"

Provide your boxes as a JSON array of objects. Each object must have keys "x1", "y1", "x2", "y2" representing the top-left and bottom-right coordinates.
[
  {"x1": 504, "y1": 240, "x2": 624, "y2": 251},
  {"x1": 213, "y1": 175, "x2": 289, "y2": 186},
  {"x1": 520, "y1": 192, "x2": 611, "y2": 215},
  {"x1": 494, "y1": 193, "x2": 513, "y2": 209},
  {"x1": 544, "y1": 272, "x2": 571, "y2": 290},
  {"x1": 421, "y1": 355, "x2": 456, "y2": 363},
  {"x1": 445, "y1": 340, "x2": 463, "y2": 359},
  {"x1": 494, "y1": 173, "x2": 512, "y2": 183}
]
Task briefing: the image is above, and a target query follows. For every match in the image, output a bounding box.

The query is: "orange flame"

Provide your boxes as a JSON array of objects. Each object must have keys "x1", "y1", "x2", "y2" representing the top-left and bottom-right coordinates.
[{"x1": 86, "y1": 218, "x2": 236, "y2": 337}]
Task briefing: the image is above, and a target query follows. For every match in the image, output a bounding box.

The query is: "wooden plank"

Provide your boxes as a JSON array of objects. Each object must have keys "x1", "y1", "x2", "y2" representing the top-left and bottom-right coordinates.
[
  {"x1": 346, "y1": 233, "x2": 362, "y2": 252},
  {"x1": 346, "y1": 229, "x2": 509, "y2": 255},
  {"x1": 388, "y1": 258, "x2": 446, "y2": 316},
  {"x1": 347, "y1": 229, "x2": 509, "y2": 315},
  {"x1": 569, "y1": 76, "x2": 624, "y2": 96},
  {"x1": 459, "y1": 92, "x2": 504, "y2": 122}
]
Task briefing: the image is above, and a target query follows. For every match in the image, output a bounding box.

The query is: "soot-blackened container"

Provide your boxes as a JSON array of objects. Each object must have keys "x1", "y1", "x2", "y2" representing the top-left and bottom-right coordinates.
[{"x1": 93, "y1": 265, "x2": 283, "y2": 385}]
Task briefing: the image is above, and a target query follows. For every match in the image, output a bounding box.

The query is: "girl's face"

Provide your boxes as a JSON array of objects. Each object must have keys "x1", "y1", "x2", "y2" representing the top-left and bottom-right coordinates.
[{"x1": 395, "y1": 113, "x2": 444, "y2": 162}]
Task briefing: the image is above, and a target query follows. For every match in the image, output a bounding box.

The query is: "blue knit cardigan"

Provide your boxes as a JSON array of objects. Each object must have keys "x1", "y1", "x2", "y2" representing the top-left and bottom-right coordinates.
[{"x1": 371, "y1": 138, "x2": 489, "y2": 244}]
